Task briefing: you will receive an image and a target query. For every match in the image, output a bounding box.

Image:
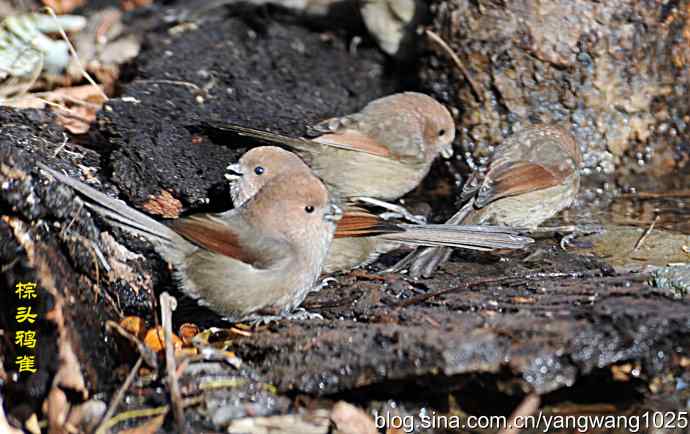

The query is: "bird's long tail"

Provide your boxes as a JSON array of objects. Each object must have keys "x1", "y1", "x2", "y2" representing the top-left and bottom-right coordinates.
[
  {"x1": 381, "y1": 224, "x2": 533, "y2": 251},
  {"x1": 37, "y1": 163, "x2": 179, "y2": 245},
  {"x1": 204, "y1": 122, "x2": 314, "y2": 151}
]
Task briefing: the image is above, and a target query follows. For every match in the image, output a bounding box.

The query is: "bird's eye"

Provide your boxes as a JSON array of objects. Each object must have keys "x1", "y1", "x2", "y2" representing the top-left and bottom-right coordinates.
[
  {"x1": 438, "y1": 129, "x2": 446, "y2": 137},
  {"x1": 304, "y1": 205, "x2": 315, "y2": 214},
  {"x1": 254, "y1": 166, "x2": 265, "y2": 175}
]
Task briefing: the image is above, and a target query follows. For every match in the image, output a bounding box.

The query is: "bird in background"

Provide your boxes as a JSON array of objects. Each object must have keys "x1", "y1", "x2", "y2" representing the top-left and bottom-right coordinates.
[
  {"x1": 395, "y1": 124, "x2": 583, "y2": 277},
  {"x1": 225, "y1": 146, "x2": 534, "y2": 273},
  {"x1": 208, "y1": 92, "x2": 455, "y2": 223}
]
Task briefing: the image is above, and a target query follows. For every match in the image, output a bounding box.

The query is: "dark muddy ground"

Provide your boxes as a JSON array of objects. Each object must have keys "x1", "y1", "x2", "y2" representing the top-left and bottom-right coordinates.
[{"x1": 1, "y1": 1, "x2": 690, "y2": 433}]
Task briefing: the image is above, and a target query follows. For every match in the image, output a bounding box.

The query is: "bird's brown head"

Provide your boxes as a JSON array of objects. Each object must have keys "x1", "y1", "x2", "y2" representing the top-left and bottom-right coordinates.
[
  {"x1": 226, "y1": 146, "x2": 311, "y2": 206},
  {"x1": 412, "y1": 93, "x2": 456, "y2": 161},
  {"x1": 241, "y1": 170, "x2": 341, "y2": 243},
  {"x1": 550, "y1": 125, "x2": 583, "y2": 166}
]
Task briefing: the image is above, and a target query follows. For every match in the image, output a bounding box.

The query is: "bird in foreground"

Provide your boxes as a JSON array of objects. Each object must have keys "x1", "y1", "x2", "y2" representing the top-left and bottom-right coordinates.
[
  {"x1": 38, "y1": 162, "x2": 341, "y2": 321},
  {"x1": 225, "y1": 146, "x2": 534, "y2": 273},
  {"x1": 396, "y1": 125, "x2": 583, "y2": 277},
  {"x1": 209, "y1": 92, "x2": 455, "y2": 210}
]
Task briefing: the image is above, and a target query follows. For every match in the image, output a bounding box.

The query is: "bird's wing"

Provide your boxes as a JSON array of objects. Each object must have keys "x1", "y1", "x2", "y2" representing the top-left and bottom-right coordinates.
[
  {"x1": 206, "y1": 122, "x2": 392, "y2": 159},
  {"x1": 474, "y1": 160, "x2": 563, "y2": 208},
  {"x1": 309, "y1": 110, "x2": 423, "y2": 161},
  {"x1": 312, "y1": 130, "x2": 393, "y2": 158},
  {"x1": 334, "y1": 207, "x2": 404, "y2": 238},
  {"x1": 169, "y1": 214, "x2": 286, "y2": 269}
]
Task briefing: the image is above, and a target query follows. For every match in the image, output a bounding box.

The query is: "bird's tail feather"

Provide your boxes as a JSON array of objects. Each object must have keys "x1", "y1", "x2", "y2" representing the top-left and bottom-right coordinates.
[
  {"x1": 382, "y1": 224, "x2": 533, "y2": 250},
  {"x1": 37, "y1": 163, "x2": 178, "y2": 244},
  {"x1": 205, "y1": 122, "x2": 313, "y2": 151}
]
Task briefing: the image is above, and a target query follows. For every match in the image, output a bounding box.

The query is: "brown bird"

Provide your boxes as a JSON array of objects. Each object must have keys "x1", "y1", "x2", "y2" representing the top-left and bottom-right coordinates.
[
  {"x1": 226, "y1": 146, "x2": 534, "y2": 273},
  {"x1": 38, "y1": 162, "x2": 341, "y2": 321},
  {"x1": 397, "y1": 124, "x2": 583, "y2": 277},
  {"x1": 211, "y1": 92, "x2": 455, "y2": 210}
]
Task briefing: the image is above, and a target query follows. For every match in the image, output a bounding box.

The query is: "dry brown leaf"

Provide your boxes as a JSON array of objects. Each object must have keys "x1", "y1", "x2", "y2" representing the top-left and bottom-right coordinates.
[
  {"x1": 120, "y1": 316, "x2": 146, "y2": 339},
  {"x1": 144, "y1": 326, "x2": 182, "y2": 354},
  {"x1": 4, "y1": 85, "x2": 106, "y2": 134},
  {"x1": 179, "y1": 323, "x2": 200, "y2": 346},
  {"x1": 42, "y1": 0, "x2": 86, "y2": 14},
  {"x1": 121, "y1": 0, "x2": 153, "y2": 11}
]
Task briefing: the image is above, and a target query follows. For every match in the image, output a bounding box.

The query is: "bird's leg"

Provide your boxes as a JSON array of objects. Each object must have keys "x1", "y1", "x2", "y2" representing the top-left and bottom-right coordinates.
[
  {"x1": 388, "y1": 200, "x2": 475, "y2": 277},
  {"x1": 352, "y1": 197, "x2": 427, "y2": 224},
  {"x1": 527, "y1": 224, "x2": 604, "y2": 249},
  {"x1": 284, "y1": 308, "x2": 324, "y2": 321}
]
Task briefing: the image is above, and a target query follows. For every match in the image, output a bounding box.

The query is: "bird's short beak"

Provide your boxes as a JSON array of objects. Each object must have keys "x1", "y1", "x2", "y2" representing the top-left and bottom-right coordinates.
[
  {"x1": 325, "y1": 203, "x2": 342, "y2": 222},
  {"x1": 440, "y1": 143, "x2": 454, "y2": 159},
  {"x1": 224, "y1": 163, "x2": 243, "y2": 182}
]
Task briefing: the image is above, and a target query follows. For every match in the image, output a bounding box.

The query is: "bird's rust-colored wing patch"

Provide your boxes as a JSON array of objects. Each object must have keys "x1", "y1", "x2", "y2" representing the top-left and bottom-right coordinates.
[
  {"x1": 476, "y1": 161, "x2": 562, "y2": 208},
  {"x1": 313, "y1": 130, "x2": 392, "y2": 158},
  {"x1": 335, "y1": 208, "x2": 404, "y2": 238},
  {"x1": 169, "y1": 215, "x2": 259, "y2": 264}
]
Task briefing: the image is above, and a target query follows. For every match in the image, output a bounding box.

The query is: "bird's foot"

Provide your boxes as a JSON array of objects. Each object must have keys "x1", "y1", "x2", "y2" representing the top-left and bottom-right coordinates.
[
  {"x1": 239, "y1": 307, "x2": 323, "y2": 326},
  {"x1": 527, "y1": 224, "x2": 604, "y2": 250},
  {"x1": 284, "y1": 307, "x2": 323, "y2": 321}
]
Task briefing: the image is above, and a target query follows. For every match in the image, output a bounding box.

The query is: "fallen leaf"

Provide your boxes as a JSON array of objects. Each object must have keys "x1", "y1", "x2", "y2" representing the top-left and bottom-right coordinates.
[
  {"x1": 120, "y1": 316, "x2": 146, "y2": 339},
  {"x1": 179, "y1": 323, "x2": 200, "y2": 346},
  {"x1": 144, "y1": 326, "x2": 182, "y2": 354},
  {"x1": 42, "y1": 0, "x2": 85, "y2": 14}
]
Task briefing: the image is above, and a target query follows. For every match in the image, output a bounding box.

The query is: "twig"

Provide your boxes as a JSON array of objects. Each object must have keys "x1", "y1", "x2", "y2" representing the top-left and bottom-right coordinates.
[
  {"x1": 42, "y1": 6, "x2": 108, "y2": 101},
  {"x1": 161, "y1": 292, "x2": 185, "y2": 434},
  {"x1": 95, "y1": 396, "x2": 203, "y2": 433},
  {"x1": 498, "y1": 394, "x2": 541, "y2": 434},
  {"x1": 620, "y1": 190, "x2": 690, "y2": 199},
  {"x1": 93, "y1": 356, "x2": 143, "y2": 434},
  {"x1": 425, "y1": 29, "x2": 484, "y2": 103},
  {"x1": 134, "y1": 79, "x2": 202, "y2": 92},
  {"x1": 52, "y1": 132, "x2": 69, "y2": 157},
  {"x1": 105, "y1": 321, "x2": 158, "y2": 369},
  {"x1": 632, "y1": 215, "x2": 659, "y2": 252}
]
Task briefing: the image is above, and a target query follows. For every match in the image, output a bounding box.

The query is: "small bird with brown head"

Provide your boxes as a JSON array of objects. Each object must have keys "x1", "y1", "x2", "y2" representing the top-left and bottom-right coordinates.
[
  {"x1": 39, "y1": 162, "x2": 341, "y2": 321},
  {"x1": 226, "y1": 146, "x2": 534, "y2": 273},
  {"x1": 212, "y1": 92, "x2": 455, "y2": 203},
  {"x1": 397, "y1": 124, "x2": 583, "y2": 277}
]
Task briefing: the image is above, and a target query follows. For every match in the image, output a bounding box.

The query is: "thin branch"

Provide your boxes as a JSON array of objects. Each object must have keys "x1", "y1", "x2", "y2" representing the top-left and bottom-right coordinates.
[
  {"x1": 498, "y1": 394, "x2": 541, "y2": 434},
  {"x1": 93, "y1": 356, "x2": 143, "y2": 434},
  {"x1": 42, "y1": 6, "x2": 108, "y2": 101},
  {"x1": 161, "y1": 292, "x2": 185, "y2": 434},
  {"x1": 425, "y1": 29, "x2": 484, "y2": 103},
  {"x1": 632, "y1": 215, "x2": 659, "y2": 252}
]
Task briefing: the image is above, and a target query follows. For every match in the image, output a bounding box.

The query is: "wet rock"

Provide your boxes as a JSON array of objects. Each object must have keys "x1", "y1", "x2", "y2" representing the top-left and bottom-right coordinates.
[
  {"x1": 419, "y1": 0, "x2": 690, "y2": 175},
  {"x1": 651, "y1": 264, "x2": 690, "y2": 298}
]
